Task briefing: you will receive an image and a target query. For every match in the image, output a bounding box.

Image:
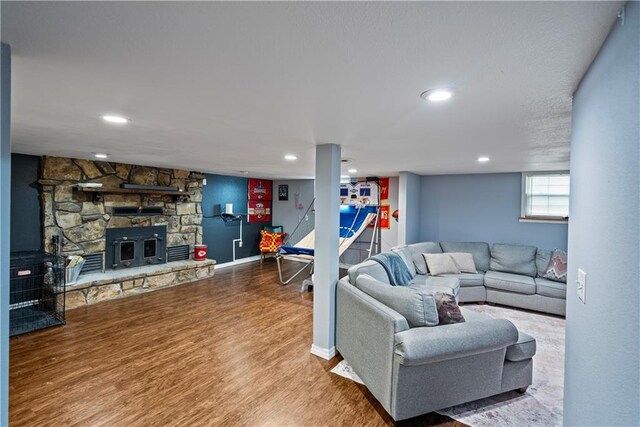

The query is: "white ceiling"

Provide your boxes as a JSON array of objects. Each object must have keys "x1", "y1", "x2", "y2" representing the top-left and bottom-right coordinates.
[{"x1": 1, "y1": 1, "x2": 621, "y2": 179}]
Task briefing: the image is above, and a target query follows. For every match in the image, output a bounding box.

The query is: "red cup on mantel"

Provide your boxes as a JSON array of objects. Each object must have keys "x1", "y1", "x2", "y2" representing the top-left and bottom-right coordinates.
[{"x1": 194, "y1": 245, "x2": 208, "y2": 261}]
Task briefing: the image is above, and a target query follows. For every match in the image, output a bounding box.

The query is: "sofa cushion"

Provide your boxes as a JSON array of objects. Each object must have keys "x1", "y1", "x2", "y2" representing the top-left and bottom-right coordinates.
[
  {"x1": 536, "y1": 249, "x2": 553, "y2": 278},
  {"x1": 423, "y1": 253, "x2": 461, "y2": 275},
  {"x1": 409, "y1": 275, "x2": 460, "y2": 299},
  {"x1": 439, "y1": 273, "x2": 485, "y2": 288},
  {"x1": 535, "y1": 278, "x2": 567, "y2": 299},
  {"x1": 401, "y1": 242, "x2": 442, "y2": 275},
  {"x1": 544, "y1": 249, "x2": 568, "y2": 283},
  {"x1": 433, "y1": 292, "x2": 465, "y2": 325},
  {"x1": 448, "y1": 253, "x2": 478, "y2": 273},
  {"x1": 484, "y1": 270, "x2": 536, "y2": 295},
  {"x1": 394, "y1": 318, "x2": 519, "y2": 366},
  {"x1": 355, "y1": 274, "x2": 439, "y2": 328},
  {"x1": 490, "y1": 243, "x2": 537, "y2": 277},
  {"x1": 505, "y1": 331, "x2": 537, "y2": 362},
  {"x1": 347, "y1": 260, "x2": 389, "y2": 285},
  {"x1": 391, "y1": 246, "x2": 417, "y2": 277},
  {"x1": 440, "y1": 242, "x2": 491, "y2": 272}
]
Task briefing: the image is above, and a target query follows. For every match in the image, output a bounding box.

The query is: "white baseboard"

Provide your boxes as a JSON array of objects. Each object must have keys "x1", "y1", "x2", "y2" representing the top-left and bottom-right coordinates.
[
  {"x1": 310, "y1": 344, "x2": 337, "y2": 360},
  {"x1": 214, "y1": 255, "x2": 261, "y2": 270}
]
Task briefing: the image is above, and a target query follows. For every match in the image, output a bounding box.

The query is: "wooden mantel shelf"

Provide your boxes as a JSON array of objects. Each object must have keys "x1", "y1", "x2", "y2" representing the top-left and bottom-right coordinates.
[{"x1": 76, "y1": 186, "x2": 192, "y2": 202}]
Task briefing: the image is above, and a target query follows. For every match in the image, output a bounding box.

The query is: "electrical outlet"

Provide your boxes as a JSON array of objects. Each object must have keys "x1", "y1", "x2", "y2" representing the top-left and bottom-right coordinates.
[
  {"x1": 305, "y1": 214, "x2": 309, "y2": 221},
  {"x1": 576, "y1": 269, "x2": 586, "y2": 303},
  {"x1": 202, "y1": 178, "x2": 207, "y2": 186}
]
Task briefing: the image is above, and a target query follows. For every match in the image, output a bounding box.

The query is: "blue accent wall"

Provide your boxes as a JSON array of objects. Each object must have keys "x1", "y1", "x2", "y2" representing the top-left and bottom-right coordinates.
[
  {"x1": 564, "y1": 3, "x2": 639, "y2": 425},
  {"x1": 10, "y1": 154, "x2": 41, "y2": 252},
  {"x1": 201, "y1": 174, "x2": 270, "y2": 264},
  {"x1": 419, "y1": 173, "x2": 568, "y2": 250}
]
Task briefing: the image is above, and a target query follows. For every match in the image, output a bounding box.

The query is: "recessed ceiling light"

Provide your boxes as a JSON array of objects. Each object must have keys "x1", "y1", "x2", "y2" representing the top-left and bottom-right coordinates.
[
  {"x1": 477, "y1": 156, "x2": 490, "y2": 163},
  {"x1": 238, "y1": 170, "x2": 249, "y2": 175},
  {"x1": 101, "y1": 115, "x2": 130, "y2": 124},
  {"x1": 284, "y1": 154, "x2": 297, "y2": 161},
  {"x1": 348, "y1": 168, "x2": 357, "y2": 174},
  {"x1": 420, "y1": 88, "x2": 454, "y2": 102},
  {"x1": 94, "y1": 153, "x2": 109, "y2": 159}
]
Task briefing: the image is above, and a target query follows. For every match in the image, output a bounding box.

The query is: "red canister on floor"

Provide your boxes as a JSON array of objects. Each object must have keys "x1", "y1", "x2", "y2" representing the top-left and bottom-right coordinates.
[{"x1": 194, "y1": 245, "x2": 208, "y2": 261}]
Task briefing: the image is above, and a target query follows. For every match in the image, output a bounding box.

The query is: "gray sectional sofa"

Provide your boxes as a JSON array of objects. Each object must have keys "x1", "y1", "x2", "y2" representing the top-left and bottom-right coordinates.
[
  {"x1": 335, "y1": 241, "x2": 564, "y2": 420},
  {"x1": 336, "y1": 274, "x2": 536, "y2": 421},
  {"x1": 348, "y1": 241, "x2": 566, "y2": 316}
]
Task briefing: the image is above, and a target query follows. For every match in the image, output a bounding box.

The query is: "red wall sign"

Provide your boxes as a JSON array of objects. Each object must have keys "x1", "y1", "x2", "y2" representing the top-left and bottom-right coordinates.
[
  {"x1": 248, "y1": 200, "x2": 271, "y2": 223},
  {"x1": 379, "y1": 177, "x2": 389, "y2": 202},
  {"x1": 368, "y1": 205, "x2": 390, "y2": 229},
  {"x1": 248, "y1": 179, "x2": 272, "y2": 201}
]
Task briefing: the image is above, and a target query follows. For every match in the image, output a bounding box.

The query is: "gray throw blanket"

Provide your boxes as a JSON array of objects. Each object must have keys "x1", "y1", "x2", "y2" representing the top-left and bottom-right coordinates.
[{"x1": 367, "y1": 252, "x2": 413, "y2": 286}]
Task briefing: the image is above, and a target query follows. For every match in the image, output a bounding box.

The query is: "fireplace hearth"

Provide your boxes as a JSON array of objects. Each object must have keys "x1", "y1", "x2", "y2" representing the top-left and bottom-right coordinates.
[{"x1": 105, "y1": 226, "x2": 167, "y2": 269}]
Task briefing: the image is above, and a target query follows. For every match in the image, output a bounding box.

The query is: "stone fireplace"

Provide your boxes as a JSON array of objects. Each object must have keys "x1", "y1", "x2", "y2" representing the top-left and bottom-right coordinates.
[
  {"x1": 38, "y1": 156, "x2": 215, "y2": 309},
  {"x1": 39, "y1": 156, "x2": 204, "y2": 260}
]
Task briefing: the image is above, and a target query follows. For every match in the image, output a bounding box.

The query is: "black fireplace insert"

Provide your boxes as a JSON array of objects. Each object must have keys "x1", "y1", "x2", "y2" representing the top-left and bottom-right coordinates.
[{"x1": 106, "y1": 225, "x2": 167, "y2": 269}]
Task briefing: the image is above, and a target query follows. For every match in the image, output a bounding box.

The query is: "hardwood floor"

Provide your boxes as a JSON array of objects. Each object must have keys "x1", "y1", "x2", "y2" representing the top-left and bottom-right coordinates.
[{"x1": 10, "y1": 261, "x2": 464, "y2": 427}]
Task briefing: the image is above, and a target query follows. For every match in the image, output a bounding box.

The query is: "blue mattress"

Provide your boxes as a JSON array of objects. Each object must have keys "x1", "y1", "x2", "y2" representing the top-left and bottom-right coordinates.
[{"x1": 280, "y1": 206, "x2": 377, "y2": 256}]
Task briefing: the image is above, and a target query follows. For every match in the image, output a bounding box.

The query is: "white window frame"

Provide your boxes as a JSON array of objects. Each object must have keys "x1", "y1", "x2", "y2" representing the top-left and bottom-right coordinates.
[{"x1": 520, "y1": 171, "x2": 570, "y2": 223}]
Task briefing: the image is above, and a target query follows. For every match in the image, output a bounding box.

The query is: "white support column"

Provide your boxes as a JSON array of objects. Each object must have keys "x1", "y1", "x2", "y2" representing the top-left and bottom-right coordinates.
[
  {"x1": 311, "y1": 143, "x2": 340, "y2": 359},
  {"x1": 398, "y1": 171, "x2": 421, "y2": 245},
  {"x1": 0, "y1": 43, "x2": 12, "y2": 427}
]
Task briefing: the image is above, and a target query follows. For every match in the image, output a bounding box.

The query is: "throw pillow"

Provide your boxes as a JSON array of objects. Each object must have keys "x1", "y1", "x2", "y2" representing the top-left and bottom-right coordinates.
[
  {"x1": 433, "y1": 292, "x2": 466, "y2": 325},
  {"x1": 259, "y1": 230, "x2": 284, "y2": 253},
  {"x1": 407, "y1": 242, "x2": 442, "y2": 275},
  {"x1": 544, "y1": 249, "x2": 568, "y2": 283},
  {"x1": 448, "y1": 252, "x2": 477, "y2": 273},
  {"x1": 423, "y1": 253, "x2": 461, "y2": 276},
  {"x1": 355, "y1": 274, "x2": 439, "y2": 327}
]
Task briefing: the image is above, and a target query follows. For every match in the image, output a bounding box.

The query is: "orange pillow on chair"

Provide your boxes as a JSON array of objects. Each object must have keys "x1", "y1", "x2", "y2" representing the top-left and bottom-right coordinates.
[{"x1": 259, "y1": 230, "x2": 285, "y2": 253}]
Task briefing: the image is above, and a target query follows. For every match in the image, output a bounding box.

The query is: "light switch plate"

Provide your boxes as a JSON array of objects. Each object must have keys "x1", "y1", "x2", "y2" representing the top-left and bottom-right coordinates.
[
  {"x1": 577, "y1": 269, "x2": 586, "y2": 303},
  {"x1": 202, "y1": 178, "x2": 207, "y2": 186}
]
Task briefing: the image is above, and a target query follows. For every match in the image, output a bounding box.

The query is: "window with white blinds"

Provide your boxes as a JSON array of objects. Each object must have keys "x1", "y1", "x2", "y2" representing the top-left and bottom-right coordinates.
[{"x1": 522, "y1": 172, "x2": 570, "y2": 219}]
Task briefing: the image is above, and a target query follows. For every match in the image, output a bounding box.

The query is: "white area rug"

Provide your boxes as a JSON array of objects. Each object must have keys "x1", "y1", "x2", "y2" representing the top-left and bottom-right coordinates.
[{"x1": 330, "y1": 305, "x2": 565, "y2": 427}]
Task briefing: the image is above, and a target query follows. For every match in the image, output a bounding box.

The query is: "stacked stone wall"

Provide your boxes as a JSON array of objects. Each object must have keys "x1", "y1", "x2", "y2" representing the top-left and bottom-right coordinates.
[{"x1": 39, "y1": 156, "x2": 204, "y2": 258}]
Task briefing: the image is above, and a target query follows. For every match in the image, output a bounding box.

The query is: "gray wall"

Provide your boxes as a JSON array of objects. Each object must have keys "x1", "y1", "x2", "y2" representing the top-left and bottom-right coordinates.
[
  {"x1": 271, "y1": 179, "x2": 315, "y2": 243},
  {"x1": 419, "y1": 173, "x2": 568, "y2": 250},
  {"x1": 398, "y1": 172, "x2": 421, "y2": 245},
  {"x1": 10, "y1": 154, "x2": 41, "y2": 252},
  {"x1": 1, "y1": 42, "x2": 11, "y2": 427},
  {"x1": 564, "y1": 3, "x2": 639, "y2": 426}
]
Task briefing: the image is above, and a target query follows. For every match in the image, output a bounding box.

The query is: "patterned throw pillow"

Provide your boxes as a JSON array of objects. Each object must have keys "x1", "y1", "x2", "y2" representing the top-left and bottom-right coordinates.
[
  {"x1": 544, "y1": 249, "x2": 568, "y2": 283},
  {"x1": 433, "y1": 292, "x2": 465, "y2": 325},
  {"x1": 259, "y1": 230, "x2": 284, "y2": 253}
]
